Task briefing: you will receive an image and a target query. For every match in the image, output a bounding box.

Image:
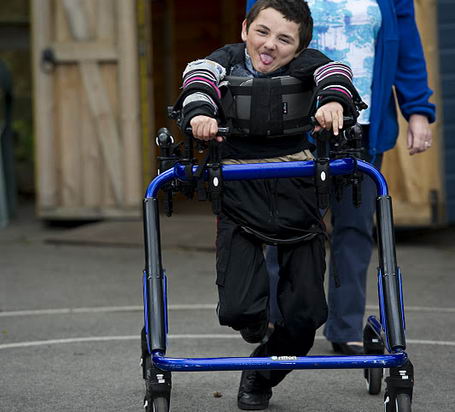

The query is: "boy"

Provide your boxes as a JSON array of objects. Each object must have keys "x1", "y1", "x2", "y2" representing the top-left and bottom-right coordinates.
[{"x1": 176, "y1": 0, "x2": 362, "y2": 409}]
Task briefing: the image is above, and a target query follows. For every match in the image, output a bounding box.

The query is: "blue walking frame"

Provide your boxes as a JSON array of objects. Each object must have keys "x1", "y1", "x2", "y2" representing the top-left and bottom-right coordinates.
[{"x1": 142, "y1": 158, "x2": 408, "y2": 372}]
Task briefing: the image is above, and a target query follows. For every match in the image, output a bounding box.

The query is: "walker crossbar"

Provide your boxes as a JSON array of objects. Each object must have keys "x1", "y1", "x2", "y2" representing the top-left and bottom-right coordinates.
[
  {"x1": 142, "y1": 158, "x2": 407, "y2": 373},
  {"x1": 145, "y1": 158, "x2": 388, "y2": 199},
  {"x1": 152, "y1": 352, "x2": 408, "y2": 372}
]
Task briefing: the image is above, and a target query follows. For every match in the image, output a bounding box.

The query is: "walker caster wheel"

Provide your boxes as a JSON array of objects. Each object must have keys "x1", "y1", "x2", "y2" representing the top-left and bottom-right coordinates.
[
  {"x1": 384, "y1": 392, "x2": 412, "y2": 412},
  {"x1": 364, "y1": 367, "x2": 383, "y2": 394},
  {"x1": 143, "y1": 356, "x2": 171, "y2": 412},
  {"x1": 144, "y1": 396, "x2": 170, "y2": 412},
  {"x1": 384, "y1": 360, "x2": 413, "y2": 412}
]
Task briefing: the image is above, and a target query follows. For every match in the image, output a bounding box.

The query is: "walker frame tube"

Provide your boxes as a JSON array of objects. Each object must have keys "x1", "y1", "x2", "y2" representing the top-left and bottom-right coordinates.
[{"x1": 143, "y1": 159, "x2": 407, "y2": 371}]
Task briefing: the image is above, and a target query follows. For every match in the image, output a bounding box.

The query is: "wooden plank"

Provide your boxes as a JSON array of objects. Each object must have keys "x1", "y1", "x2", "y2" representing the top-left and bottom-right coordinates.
[
  {"x1": 97, "y1": 0, "x2": 115, "y2": 41},
  {"x1": 62, "y1": 0, "x2": 92, "y2": 40},
  {"x1": 80, "y1": 61, "x2": 124, "y2": 205},
  {"x1": 56, "y1": 0, "x2": 83, "y2": 207},
  {"x1": 56, "y1": 0, "x2": 72, "y2": 42},
  {"x1": 31, "y1": 0, "x2": 58, "y2": 210},
  {"x1": 82, "y1": 0, "x2": 97, "y2": 39},
  {"x1": 57, "y1": 65, "x2": 83, "y2": 206},
  {"x1": 117, "y1": 0, "x2": 142, "y2": 207},
  {"x1": 80, "y1": 68, "x2": 102, "y2": 208},
  {"x1": 73, "y1": 1, "x2": 100, "y2": 208},
  {"x1": 51, "y1": 41, "x2": 118, "y2": 62},
  {"x1": 99, "y1": 64, "x2": 119, "y2": 208}
]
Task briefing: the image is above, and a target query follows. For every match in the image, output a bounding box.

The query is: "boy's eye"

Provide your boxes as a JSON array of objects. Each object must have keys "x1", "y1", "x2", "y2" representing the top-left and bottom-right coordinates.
[
  {"x1": 279, "y1": 37, "x2": 291, "y2": 44},
  {"x1": 256, "y1": 29, "x2": 267, "y2": 35}
]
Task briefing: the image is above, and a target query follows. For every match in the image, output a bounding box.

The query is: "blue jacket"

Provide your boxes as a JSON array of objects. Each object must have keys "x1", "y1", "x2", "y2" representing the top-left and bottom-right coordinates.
[
  {"x1": 370, "y1": 0, "x2": 435, "y2": 155},
  {"x1": 246, "y1": 0, "x2": 436, "y2": 155}
]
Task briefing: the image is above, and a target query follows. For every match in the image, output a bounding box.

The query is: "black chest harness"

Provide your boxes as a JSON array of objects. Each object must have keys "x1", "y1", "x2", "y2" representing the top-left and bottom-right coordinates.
[{"x1": 221, "y1": 75, "x2": 314, "y2": 138}]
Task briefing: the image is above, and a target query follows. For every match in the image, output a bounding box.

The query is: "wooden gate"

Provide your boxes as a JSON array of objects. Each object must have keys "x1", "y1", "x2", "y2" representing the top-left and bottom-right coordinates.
[{"x1": 32, "y1": 0, "x2": 142, "y2": 219}]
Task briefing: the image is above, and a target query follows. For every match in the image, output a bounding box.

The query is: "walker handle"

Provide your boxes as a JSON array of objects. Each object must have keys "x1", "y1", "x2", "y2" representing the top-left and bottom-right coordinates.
[
  {"x1": 310, "y1": 115, "x2": 356, "y2": 129},
  {"x1": 185, "y1": 126, "x2": 230, "y2": 137}
]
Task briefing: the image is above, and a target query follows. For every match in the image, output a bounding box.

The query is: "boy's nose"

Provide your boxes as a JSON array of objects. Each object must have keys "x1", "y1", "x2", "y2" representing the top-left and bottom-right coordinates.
[{"x1": 264, "y1": 38, "x2": 277, "y2": 50}]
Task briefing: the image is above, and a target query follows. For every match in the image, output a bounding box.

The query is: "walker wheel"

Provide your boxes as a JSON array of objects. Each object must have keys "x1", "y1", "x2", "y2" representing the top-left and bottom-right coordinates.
[
  {"x1": 143, "y1": 355, "x2": 171, "y2": 412},
  {"x1": 384, "y1": 392, "x2": 412, "y2": 412},
  {"x1": 144, "y1": 396, "x2": 170, "y2": 412},
  {"x1": 395, "y1": 393, "x2": 412, "y2": 412},
  {"x1": 364, "y1": 367, "x2": 383, "y2": 394}
]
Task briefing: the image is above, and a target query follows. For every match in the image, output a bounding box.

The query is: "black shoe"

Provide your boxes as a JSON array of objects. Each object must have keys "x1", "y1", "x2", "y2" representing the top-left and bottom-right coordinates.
[
  {"x1": 331, "y1": 342, "x2": 364, "y2": 355},
  {"x1": 237, "y1": 369, "x2": 272, "y2": 410},
  {"x1": 240, "y1": 320, "x2": 269, "y2": 344}
]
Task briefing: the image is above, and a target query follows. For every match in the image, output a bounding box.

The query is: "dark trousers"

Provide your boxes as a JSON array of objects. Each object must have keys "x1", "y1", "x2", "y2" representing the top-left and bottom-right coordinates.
[{"x1": 216, "y1": 213, "x2": 328, "y2": 385}]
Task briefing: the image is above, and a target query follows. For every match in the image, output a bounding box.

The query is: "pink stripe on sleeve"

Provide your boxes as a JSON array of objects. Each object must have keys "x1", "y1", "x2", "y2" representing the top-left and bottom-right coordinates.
[{"x1": 183, "y1": 76, "x2": 221, "y2": 99}]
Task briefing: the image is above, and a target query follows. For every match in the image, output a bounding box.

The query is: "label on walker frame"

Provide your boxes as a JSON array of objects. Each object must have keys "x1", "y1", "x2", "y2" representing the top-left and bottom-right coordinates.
[{"x1": 271, "y1": 356, "x2": 298, "y2": 361}]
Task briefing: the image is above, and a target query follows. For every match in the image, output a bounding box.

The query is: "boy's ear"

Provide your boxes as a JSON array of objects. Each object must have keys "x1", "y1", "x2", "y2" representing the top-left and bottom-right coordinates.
[{"x1": 241, "y1": 20, "x2": 248, "y2": 42}]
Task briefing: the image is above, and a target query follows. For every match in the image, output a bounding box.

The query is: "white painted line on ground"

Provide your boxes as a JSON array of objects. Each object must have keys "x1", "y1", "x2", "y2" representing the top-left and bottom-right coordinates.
[
  {"x1": 0, "y1": 304, "x2": 454, "y2": 318},
  {"x1": 1, "y1": 335, "x2": 454, "y2": 350},
  {"x1": 365, "y1": 305, "x2": 455, "y2": 313}
]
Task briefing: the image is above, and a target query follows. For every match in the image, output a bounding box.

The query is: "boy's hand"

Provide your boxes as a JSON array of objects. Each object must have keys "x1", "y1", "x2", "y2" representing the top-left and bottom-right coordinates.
[
  {"x1": 314, "y1": 102, "x2": 344, "y2": 136},
  {"x1": 189, "y1": 115, "x2": 224, "y2": 142}
]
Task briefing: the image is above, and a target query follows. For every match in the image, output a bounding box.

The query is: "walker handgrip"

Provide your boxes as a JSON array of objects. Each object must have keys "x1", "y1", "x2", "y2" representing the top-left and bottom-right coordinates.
[
  {"x1": 185, "y1": 127, "x2": 230, "y2": 137},
  {"x1": 310, "y1": 115, "x2": 356, "y2": 129}
]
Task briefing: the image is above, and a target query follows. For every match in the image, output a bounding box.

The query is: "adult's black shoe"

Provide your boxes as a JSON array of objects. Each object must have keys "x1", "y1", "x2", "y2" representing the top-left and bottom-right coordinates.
[
  {"x1": 237, "y1": 369, "x2": 272, "y2": 410},
  {"x1": 331, "y1": 342, "x2": 364, "y2": 355},
  {"x1": 240, "y1": 320, "x2": 269, "y2": 344}
]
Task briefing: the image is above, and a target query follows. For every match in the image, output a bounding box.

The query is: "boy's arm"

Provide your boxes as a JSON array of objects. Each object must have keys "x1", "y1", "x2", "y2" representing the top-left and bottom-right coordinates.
[
  {"x1": 175, "y1": 59, "x2": 226, "y2": 133},
  {"x1": 312, "y1": 61, "x2": 361, "y2": 118},
  {"x1": 291, "y1": 49, "x2": 363, "y2": 120}
]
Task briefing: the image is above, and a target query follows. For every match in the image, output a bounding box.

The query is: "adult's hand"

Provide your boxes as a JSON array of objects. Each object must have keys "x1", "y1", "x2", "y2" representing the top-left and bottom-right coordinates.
[
  {"x1": 408, "y1": 114, "x2": 432, "y2": 155},
  {"x1": 189, "y1": 115, "x2": 224, "y2": 142},
  {"x1": 314, "y1": 101, "x2": 344, "y2": 136}
]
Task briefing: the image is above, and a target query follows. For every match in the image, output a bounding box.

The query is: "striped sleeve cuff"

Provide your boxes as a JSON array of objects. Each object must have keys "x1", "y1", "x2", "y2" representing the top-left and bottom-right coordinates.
[{"x1": 314, "y1": 62, "x2": 353, "y2": 85}]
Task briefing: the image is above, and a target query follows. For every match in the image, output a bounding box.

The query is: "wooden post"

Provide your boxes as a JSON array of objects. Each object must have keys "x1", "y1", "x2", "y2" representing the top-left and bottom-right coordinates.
[
  {"x1": 117, "y1": 0, "x2": 142, "y2": 206},
  {"x1": 31, "y1": 0, "x2": 58, "y2": 209},
  {"x1": 137, "y1": 0, "x2": 157, "y2": 184}
]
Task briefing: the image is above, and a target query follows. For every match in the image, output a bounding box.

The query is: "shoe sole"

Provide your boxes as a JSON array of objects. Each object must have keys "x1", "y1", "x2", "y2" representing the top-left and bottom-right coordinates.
[{"x1": 237, "y1": 400, "x2": 269, "y2": 410}]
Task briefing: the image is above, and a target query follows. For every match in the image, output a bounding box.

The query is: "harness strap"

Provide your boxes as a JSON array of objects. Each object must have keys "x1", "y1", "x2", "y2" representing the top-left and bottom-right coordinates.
[
  {"x1": 250, "y1": 78, "x2": 271, "y2": 136},
  {"x1": 233, "y1": 116, "x2": 313, "y2": 134},
  {"x1": 240, "y1": 225, "x2": 321, "y2": 246}
]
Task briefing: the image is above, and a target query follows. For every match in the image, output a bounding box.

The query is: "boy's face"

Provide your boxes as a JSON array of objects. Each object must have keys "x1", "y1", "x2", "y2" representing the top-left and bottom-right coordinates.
[{"x1": 242, "y1": 7, "x2": 301, "y2": 74}]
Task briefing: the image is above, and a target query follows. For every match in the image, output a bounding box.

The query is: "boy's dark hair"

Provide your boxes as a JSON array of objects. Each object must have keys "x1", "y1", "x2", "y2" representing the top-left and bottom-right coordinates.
[{"x1": 245, "y1": 0, "x2": 313, "y2": 52}]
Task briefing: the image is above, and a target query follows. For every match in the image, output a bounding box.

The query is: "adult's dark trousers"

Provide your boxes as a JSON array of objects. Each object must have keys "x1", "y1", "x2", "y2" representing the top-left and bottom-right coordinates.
[
  {"x1": 323, "y1": 126, "x2": 383, "y2": 343},
  {"x1": 216, "y1": 213, "x2": 328, "y2": 384}
]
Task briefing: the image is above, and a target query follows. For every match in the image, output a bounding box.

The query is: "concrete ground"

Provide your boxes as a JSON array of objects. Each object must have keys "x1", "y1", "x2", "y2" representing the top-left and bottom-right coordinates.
[{"x1": 0, "y1": 201, "x2": 454, "y2": 412}]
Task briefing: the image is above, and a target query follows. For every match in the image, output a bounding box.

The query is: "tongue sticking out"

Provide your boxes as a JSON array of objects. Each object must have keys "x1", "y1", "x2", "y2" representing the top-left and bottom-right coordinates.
[{"x1": 260, "y1": 53, "x2": 273, "y2": 65}]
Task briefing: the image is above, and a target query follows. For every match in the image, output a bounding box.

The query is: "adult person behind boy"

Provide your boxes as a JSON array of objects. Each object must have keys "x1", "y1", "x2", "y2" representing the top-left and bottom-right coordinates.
[
  {"x1": 175, "y1": 0, "x2": 364, "y2": 409},
  {"x1": 263, "y1": 0, "x2": 436, "y2": 356}
]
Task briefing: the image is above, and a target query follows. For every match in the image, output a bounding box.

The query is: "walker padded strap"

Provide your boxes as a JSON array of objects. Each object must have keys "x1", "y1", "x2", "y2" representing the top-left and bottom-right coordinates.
[{"x1": 250, "y1": 78, "x2": 271, "y2": 136}]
